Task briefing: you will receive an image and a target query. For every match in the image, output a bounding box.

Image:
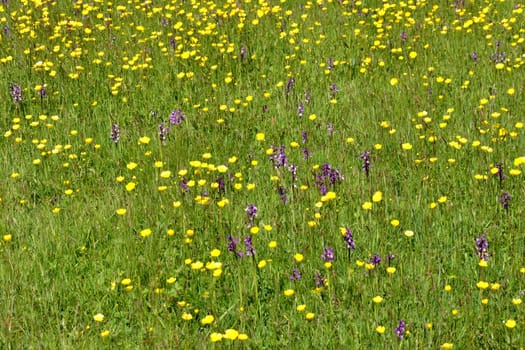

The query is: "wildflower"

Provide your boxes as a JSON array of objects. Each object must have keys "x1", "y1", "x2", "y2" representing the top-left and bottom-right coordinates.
[
  {"x1": 100, "y1": 330, "x2": 110, "y2": 337},
  {"x1": 294, "y1": 253, "x2": 304, "y2": 263},
  {"x1": 475, "y1": 234, "x2": 489, "y2": 261},
  {"x1": 9, "y1": 83, "x2": 22, "y2": 103},
  {"x1": 158, "y1": 123, "x2": 169, "y2": 144},
  {"x1": 3, "y1": 234, "x2": 12, "y2": 242},
  {"x1": 505, "y1": 319, "x2": 516, "y2": 329},
  {"x1": 297, "y1": 102, "x2": 304, "y2": 117},
  {"x1": 440, "y1": 343, "x2": 454, "y2": 350},
  {"x1": 315, "y1": 163, "x2": 344, "y2": 195},
  {"x1": 227, "y1": 235, "x2": 243, "y2": 258},
  {"x1": 289, "y1": 268, "x2": 302, "y2": 281},
  {"x1": 245, "y1": 204, "x2": 258, "y2": 227},
  {"x1": 305, "y1": 312, "x2": 315, "y2": 320},
  {"x1": 200, "y1": 315, "x2": 214, "y2": 325},
  {"x1": 110, "y1": 124, "x2": 120, "y2": 143},
  {"x1": 329, "y1": 83, "x2": 339, "y2": 98},
  {"x1": 283, "y1": 289, "x2": 295, "y2": 297},
  {"x1": 169, "y1": 109, "x2": 185, "y2": 125},
  {"x1": 269, "y1": 145, "x2": 288, "y2": 168},
  {"x1": 360, "y1": 150, "x2": 371, "y2": 177},
  {"x1": 376, "y1": 326, "x2": 386, "y2": 334},
  {"x1": 93, "y1": 313, "x2": 105, "y2": 322},
  {"x1": 494, "y1": 162, "x2": 506, "y2": 186},
  {"x1": 372, "y1": 296, "x2": 383, "y2": 304},
  {"x1": 395, "y1": 319, "x2": 406, "y2": 339},
  {"x1": 321, "y1": 247, "x2": 334, "y2": 263},
  {"x1": 210, "y1": 333, "x2": 223, "y2": 342},
  {"x1": 314, "y1": 272, "x2": 325, "y2": 287},
  {"x1": 404, "y1": 230, "x2": 414, "y2": 237},
  {"x1": 342, "y1": 227, "x2": 356, "y2": 250},
  {"x1": 278, "y1": 186, "x2": 289, "y2": 204},
  {"x1": 244, "y1": 236, "x2": 255, "y2": 256},
  {"x1": 224, "y1": 329, "x2": 239, "y2": 340},
  {"x1": 498, "y1": 192, "x2": 511, "y2": 210},
  {"x1": 372, "y1": 191, "x2": 383, "y2": 202},
  {"x1": 285, "y1": 77, "x2": 295, "y2": 94},
  {"x1": 327, "y1": 123, "x2": 334, "y2": 136},
  {"x1": 369, "y1": 254, "x2": 381, "y2": 267}
]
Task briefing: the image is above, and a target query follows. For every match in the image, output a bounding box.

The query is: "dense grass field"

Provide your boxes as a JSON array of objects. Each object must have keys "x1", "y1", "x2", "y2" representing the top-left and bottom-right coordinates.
[{"x1": 0, "y1": 0, "x2": 524, "y2": 348}]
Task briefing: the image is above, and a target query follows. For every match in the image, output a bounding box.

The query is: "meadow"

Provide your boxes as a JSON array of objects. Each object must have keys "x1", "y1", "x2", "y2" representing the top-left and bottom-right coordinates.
[{"x1": 0, "y1": 0, "x2": 524, "y2": 348}]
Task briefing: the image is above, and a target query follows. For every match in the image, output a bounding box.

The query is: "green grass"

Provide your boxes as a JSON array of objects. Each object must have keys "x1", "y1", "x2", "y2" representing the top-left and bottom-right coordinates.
[{"x1": 0, "y1": 0, "x2": 524, "y2": 348}]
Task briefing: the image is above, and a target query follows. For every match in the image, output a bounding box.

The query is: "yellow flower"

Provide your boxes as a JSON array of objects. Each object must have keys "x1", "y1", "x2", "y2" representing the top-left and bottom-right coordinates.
[
  {"x1": 257, "y1": 260, "x2": 267, "y2": 269},
  {"x1": 210, "y1": 249, "x2": 221, "y2": 257},
  {"x1": 372, "y1": 191, "x2": 383, "y2": 202},
  {"x1": 401, "y1": 143, "x2": 413, "y2": 150},
  {"x1": 386, "y1": 267, "x2": 396, "y2": 274},
  {"x1": 440, "y1": 343, "x2": 454, "y2": 350},
  {"x1": 166, "y1": 277, "x2": 176, "y2": 284},
  {"x1": 404, "y1": 230, "x2": 414, "y2": 238},
  {"x1": 238, "y1": 333, "x2": 249, "y2": 340},
  {"x1": 160, "y1": 170, "x2": 171, "y2": 178},
  {"x1": 362, "y1": 201, "x2": 372, "y2": 210},
  {"x1": 444, "y1": 285, "x2": 452, "y2": 292},
  {"x1": 283, "y1": 289, "x2": 295, "y2": 297},
  {"x1": 93, "y1": 313, "x2": 105, "y2": 322},
  {"x1": 200, "y1": 315, "x2": 214, "y2": 325},
  {"x1": 223, "y1": 329, "x2": 239, "y2": 340},
  {"x1": 505, "y1": 319, "x2": 516, "y2": 329},
  {"x1": 209, "y1": 332, "x2": 222, "y2": 342},
  {"x1": 372, "y1": 296, "x2": 383, "y2": 304},
  {"x1": 268, "y1": 241, "x2": 277, "y2": 248},
  {"x1": 512, "y1": 298, "x2": 522, "y2": 305},
  {"x1": 126, "y1": 162, "x2": 138, "y2": 170},
  {"x1": 256, "y1": 132, "x2": 265, "y2": 141},
  {"x1": 476, "y1": 281, "x2": 489, "y2": 290},
  {"x1": 138, "y1": 136, "x2": 150, "y2": 144},
  {"x1": 390, "y1": 219, "x2": 400, "y2": 227},
  {"x1": 3, "y1": 234, "x2": 12, "y2": 242},
  {"x1": 100, "y1": 330, "x2": 110, "y2": 337},
  {"x1": 181, "y1": 312, "x2": 193, "y2": 321},
  {"x1": 115, "y1": 208, "x2": 127, "y2": 215},
  {"x1": 296, "y1": 304, "x2": 306, "y2": 312},
  {"x1": 125, "y1": 182, "x2": 136, "y2": 191},
  {"x1": 305, "y1": 312, "x2": 315, "y2": 320},
  {"x1": 140, "y1": 228, "x2": 152, "y2": 238},
  {"x1": 294, "y1": 253, "x2": 304, "y2": 263},
  {"x1": 390, "y1": 77, "x2": 398, "y2": 86},
  {"x1": 376, "y1": 325, "x2": 386, "y2": 334},
  {"x1": 121, "y1": 278, "x2": 131, "y2": 286}
]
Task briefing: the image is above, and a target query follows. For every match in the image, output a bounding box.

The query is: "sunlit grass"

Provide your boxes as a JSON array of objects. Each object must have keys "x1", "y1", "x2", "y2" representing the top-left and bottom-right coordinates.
[{"x1": 0, "y1": 0, "x2": 524, "y2": 348}]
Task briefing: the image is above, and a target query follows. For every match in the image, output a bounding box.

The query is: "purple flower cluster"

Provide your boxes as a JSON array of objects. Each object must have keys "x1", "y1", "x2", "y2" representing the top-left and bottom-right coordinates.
[
  {"x1": 368, "y1": 254, "x2": 381, "y2": 266},
  {"x1": 475, "y1": 234, "x2": 489, "y2": 261},
  {"x1": 169, "y1": 109, "x2": 185, "y2": 125},
  {"x1": 498, "y1": 191, "x2": 511, "y2": 210},
  {"x1": 158, "y1": 123, "x2": 169, "y2": 144},
  {"x1": 285, "y1": 77, "x2": 295, "y2": 94},
  {"x1": 110, "y1": 124, "x2": 120, "y2": 143},
  {"x1": 343, "y1": 227, "x2": 356, "y2": 250},
  {"x1": 289, "y1": 268, "x2": 302, "y2": 281},
  {"x1": 9, "y1": 83, "x2": 22, "y2": 103},
  {"x1": 269, "y1": 145, "x2": 288, "y2": 168},
  {"x1": 315, "y1": 163, "x2": 344, "y2": 195},
  {"x1": 321, "y1": 246, "x2": 334, "y2": 262},
  {"x1": 245, "y1": 204, "x2": 257, "y2": 227},
  {"x1": 360, "y1": 150, "x2": 372, "y2": 177},
  {"x1": 495, "y1": 162, "x2": 506, "y2": 186},
  {"x1": 227, "y1": 235, "x2": 256, "y2": 258},
  {"x1": 395, "y1": 320, "x2": 406, "y2": 339},
  {"x1": 314, "y1": 272, "x2": 325, "y2": 287}
]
